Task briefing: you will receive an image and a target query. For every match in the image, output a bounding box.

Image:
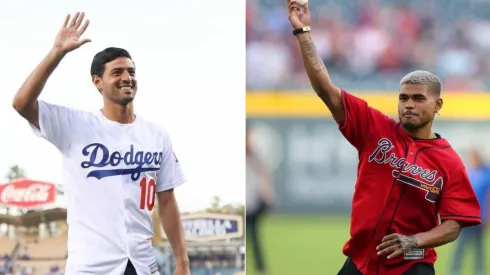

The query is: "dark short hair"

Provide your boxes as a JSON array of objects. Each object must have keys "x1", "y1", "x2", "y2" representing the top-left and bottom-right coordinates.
[{"x1": 90, "y1": 47, "x2": 133, "y2": 77}]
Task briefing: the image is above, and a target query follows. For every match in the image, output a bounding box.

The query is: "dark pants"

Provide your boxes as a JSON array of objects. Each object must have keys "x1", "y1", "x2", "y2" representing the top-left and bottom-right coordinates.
[
  {"x1": 338, "y1": 257, "x2": 435, "y2": 275},
  {"x1": 125, "y1": 260, "x2": 137, "y2": 275},
  {"x1": 246, "y1": 201, "x2": 269, "y2": 272},
  {"x1": 450, "y1": 224, "x2": 485, "y2": 275}
]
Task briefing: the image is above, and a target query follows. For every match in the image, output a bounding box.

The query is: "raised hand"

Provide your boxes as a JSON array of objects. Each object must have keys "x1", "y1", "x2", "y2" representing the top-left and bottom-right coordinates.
[
  {"x1": 53, "y1": 12, "x2": 91, "y2": 54},
  {"x1": 287, "y1": 0, "x2": 311, "y2": 29}
]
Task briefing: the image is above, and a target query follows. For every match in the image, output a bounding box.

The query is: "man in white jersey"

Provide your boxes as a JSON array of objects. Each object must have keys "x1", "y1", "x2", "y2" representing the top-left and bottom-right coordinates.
[{"x1": 12, "y1": 12, "x2": 190, "y2": 275}]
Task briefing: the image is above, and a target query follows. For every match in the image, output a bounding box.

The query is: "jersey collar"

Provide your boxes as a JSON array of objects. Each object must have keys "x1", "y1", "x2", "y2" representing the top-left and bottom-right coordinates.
[{"x1": 98, "y1": 110, "x2": 139, "y2": 128}]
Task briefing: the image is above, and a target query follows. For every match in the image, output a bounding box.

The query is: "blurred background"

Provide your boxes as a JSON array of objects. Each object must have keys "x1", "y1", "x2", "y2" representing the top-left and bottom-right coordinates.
[
  {"x1": 0, "y1": 177, "x2": 244, "y2": 275},
  {"x1": 246, "y1": 0, "x2": 490, "y2": 274},
  {"x1": 0, "y1": 0, "x2": 245, "y2": 275}
]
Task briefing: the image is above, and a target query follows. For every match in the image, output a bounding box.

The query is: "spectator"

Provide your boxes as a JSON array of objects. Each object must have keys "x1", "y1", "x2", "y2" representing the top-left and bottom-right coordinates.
[
  {"x1": 450, "y1": 149, "x2": 490, "y2": 275},
  {"x1": 247, "y1": 0, "x2": 490, "y2": 91}
]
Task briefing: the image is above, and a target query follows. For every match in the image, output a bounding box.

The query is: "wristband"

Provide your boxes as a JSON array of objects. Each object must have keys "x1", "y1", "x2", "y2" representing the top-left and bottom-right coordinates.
[{"x1": 292, "y1": 26, "x2": 311, "y2": 36}]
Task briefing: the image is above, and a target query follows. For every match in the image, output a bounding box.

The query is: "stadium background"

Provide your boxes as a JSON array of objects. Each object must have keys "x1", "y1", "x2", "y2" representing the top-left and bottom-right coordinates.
[
  {"x1": 246, "y1": 0, "x2": 490, "y2": 274},
  {"x1": 0, "y1": 154, "x2": 247, "y2": 274},
  {"x1": 0, "y1": 178, "x2": 245, "y2": 275}
]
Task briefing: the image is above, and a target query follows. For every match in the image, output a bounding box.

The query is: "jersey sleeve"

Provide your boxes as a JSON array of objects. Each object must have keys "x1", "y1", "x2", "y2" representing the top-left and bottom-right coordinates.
[
  {"x1": 29, "y1": 100, "x2": 78, "y2": 153},
  {"x1": 155, "y1": 133, "x2": 187, "y2": 192},
  {"x1": 438, "y1": 166, "x2": 482, "y2": 228},
  {"x1": 337, "y1": 89, "x2": 395, "y2": 151}
]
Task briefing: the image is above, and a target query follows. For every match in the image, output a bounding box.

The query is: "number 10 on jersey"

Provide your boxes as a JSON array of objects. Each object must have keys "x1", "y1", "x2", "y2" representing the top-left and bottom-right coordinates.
[{"x1": 139, "y1": 177, "x2": 156, "y2": 211}]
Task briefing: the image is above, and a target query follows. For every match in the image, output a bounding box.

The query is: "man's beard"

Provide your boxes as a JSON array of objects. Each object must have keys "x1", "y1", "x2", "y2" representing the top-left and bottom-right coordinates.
[
  {"x1": 108, "y1": 93, "x2": 134, "y2": 106},
  {"x1": 114, "y1": 87, "x2": 136, "y2": 106},
  {"x1": 399, "y1": 117, "x2": 431, "y2": 131},
  {"x1": 117, "y1": 97, "x2": 134, "y2": 106}
]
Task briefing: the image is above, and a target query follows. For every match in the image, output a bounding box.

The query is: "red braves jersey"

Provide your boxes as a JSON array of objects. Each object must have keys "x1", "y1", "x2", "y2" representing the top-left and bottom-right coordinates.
[{"x1": 337, "y1": 90, "x2": 481, "y2": 275}]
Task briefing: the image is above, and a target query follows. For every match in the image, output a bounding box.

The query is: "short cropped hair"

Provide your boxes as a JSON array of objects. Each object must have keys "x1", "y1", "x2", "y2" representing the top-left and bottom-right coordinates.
[
  {"x1": 90, "y1": 47, "x2": 133, "y2": 77},
  {"x1": 400, "y1": 70, "x2": 442, "y2": 96}
]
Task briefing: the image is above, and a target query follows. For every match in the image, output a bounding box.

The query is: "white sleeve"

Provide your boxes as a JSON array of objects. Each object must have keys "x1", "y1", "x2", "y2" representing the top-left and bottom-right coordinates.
[
  {"x1": 156, "y1": 133, "x2": 187, "y2": 192},
  {"x1": 29, "y1": 100, "x2": 77, "y2": 153}
]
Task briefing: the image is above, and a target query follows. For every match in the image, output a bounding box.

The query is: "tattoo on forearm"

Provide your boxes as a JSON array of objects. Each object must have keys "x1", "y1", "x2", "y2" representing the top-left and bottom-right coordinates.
[
  {"x1": 300, "y1": 36, "x2": 327, "y2": 74},
  {"x1": 399, "y1": 235, "x2": 418, "y2": 250},
  {"x1": 441, "y1": 220, "x2": 460, "y2": 237}
]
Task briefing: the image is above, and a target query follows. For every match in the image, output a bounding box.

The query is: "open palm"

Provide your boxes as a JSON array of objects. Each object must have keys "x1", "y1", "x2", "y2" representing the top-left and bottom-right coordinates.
[
  {"x1": 287, "y1": 0, "x2": 311, "y2": 29},
  {"x1": 53, "y1": 12, "x2": 91, "y2": 53}
]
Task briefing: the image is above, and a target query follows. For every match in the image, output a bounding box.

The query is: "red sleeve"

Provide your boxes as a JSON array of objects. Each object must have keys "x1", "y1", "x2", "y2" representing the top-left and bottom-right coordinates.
[
  {"x1": 438, "y1": 166, "x2": 482, "y2": 228},
  {"x1": 337, "y1": 89, "x2": 394, "y2": 151}
]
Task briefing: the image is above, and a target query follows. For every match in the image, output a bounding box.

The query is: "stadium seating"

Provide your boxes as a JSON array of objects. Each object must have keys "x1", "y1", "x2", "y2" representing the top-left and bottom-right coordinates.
[
  {"x1": 247, "y1": 0, "x2": 490, "y2": 91},
  {"x1": 20, "y1": 235, "x2": 67, "y2": 259},
  {"x1": 0, "y1": 236, "x2": 16, "y2": 255}
]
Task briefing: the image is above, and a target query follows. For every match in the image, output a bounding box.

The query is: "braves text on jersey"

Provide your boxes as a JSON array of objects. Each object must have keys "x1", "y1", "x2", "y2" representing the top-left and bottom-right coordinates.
[
  {"x1": 336, "y1": 90, "x2": 481, "y2": 275},
  {"x1": 29, "y1": 100, "x2": 186, "y2": 275}
]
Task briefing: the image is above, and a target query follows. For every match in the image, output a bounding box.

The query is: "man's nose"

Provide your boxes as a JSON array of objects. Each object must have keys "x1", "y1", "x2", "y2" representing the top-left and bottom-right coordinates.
[
  {"x1": 121, "y1": 71, "x2": 132, "y2": 81},
  {"x1": 404, "y1": 100, "x2": 415, "y2": 109}
]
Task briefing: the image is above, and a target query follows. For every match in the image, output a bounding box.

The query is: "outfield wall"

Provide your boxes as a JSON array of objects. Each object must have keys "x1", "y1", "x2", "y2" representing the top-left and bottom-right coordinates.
[{"x1": 246, "y1": 91, "x2": 490, "y2": 214}]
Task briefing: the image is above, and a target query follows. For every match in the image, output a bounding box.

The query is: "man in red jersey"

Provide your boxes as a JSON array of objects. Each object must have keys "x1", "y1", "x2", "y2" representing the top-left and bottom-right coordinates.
[{"x1": 287, "y1": 1, "x2": 482, "y2": 275}]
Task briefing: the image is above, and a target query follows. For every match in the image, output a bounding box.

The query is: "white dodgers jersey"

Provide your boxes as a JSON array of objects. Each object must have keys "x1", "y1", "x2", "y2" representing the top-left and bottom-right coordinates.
[{"x1": 29, "y1": 100, "x2": 186, "y2": 275}]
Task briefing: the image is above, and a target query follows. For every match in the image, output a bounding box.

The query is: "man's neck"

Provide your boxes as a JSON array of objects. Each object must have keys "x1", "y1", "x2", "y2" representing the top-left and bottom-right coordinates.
[{"x1": 102, "y1": 102, "x2": 135, "y2": 124}]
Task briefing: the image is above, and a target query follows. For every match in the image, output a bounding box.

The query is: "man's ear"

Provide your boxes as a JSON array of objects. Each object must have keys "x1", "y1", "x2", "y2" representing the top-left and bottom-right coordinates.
[
  {"x1": 436, "y1": 98, "x2": 444, "y2": 114},
  {"x1": 92, "y1": 75, "x2": 103, "y2": 94}
]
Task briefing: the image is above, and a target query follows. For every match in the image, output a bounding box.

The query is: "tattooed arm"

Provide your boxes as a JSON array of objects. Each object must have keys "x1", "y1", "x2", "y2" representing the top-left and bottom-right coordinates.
[
  {"x1": 376, "y1": 220, "x2": 461, "y2": 259},
  {"x1": 414, "y1": 220, "x2": 462, "y2": 248},
  {"x1": 296, "y1": 33, "x2": 343, "y2": 121},
  {"x1": 287, "y1": 1, "x2": 344, "y2": 124}
]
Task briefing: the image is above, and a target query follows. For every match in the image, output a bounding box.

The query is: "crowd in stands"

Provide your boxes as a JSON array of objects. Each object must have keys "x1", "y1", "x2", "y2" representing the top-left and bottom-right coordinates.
[
  {"x1": 1, "y1": 237, "x2": 241, "y2": 275},
  {"x1": 247, "y1": 0, "x2": 490, "y2": 91},
  {"x1": 0, "y1": 236, "x2": 64, "y2": 275}
]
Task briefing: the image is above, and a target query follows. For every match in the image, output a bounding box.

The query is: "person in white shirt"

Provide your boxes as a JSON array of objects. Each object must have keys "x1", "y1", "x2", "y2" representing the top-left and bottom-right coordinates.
[
  {"x1": 245, "y1": 124, "x2": 274, "y2": 275},
  {"x1": 12, "y1": 12, "x2": 190, "y2": 275}
]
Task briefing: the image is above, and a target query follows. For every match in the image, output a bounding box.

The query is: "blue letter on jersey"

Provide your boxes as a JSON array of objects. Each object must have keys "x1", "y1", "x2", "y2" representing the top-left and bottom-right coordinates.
[{"x1": 80, "y1": 143, "x2": 162, "y2": 181}]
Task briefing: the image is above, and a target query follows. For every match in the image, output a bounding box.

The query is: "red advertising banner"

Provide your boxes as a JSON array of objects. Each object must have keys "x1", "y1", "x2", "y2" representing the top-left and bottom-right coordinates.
[{"x1": 0, "y1": 179, "x2": 56, "y2": 208}]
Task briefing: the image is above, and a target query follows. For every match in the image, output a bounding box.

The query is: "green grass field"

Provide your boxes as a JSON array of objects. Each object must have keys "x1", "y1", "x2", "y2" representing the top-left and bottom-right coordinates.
[{"x1": 246, "y1": 215, "x2": 488, "y2": 275}]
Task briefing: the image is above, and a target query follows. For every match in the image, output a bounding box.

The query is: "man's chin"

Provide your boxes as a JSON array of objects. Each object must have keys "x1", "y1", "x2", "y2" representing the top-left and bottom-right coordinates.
[
  {"x1": 400, "y1": 117, "x2": 422, "y2": 131},
  {"x1": 401, "y1": 119, "x2": 430, "y2": 131},
  {"x1": 402, "y1": 122, "x2": 420, "y2": 131},
  {"x1": 117, "y1": 96, "x2": 134, "y2": 106}
]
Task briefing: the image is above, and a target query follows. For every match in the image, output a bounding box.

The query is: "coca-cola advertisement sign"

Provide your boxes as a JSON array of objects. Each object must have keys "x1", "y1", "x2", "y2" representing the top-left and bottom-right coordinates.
[{"x1": 0, "y1": 179, "x2": 56, "y2": 208}]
